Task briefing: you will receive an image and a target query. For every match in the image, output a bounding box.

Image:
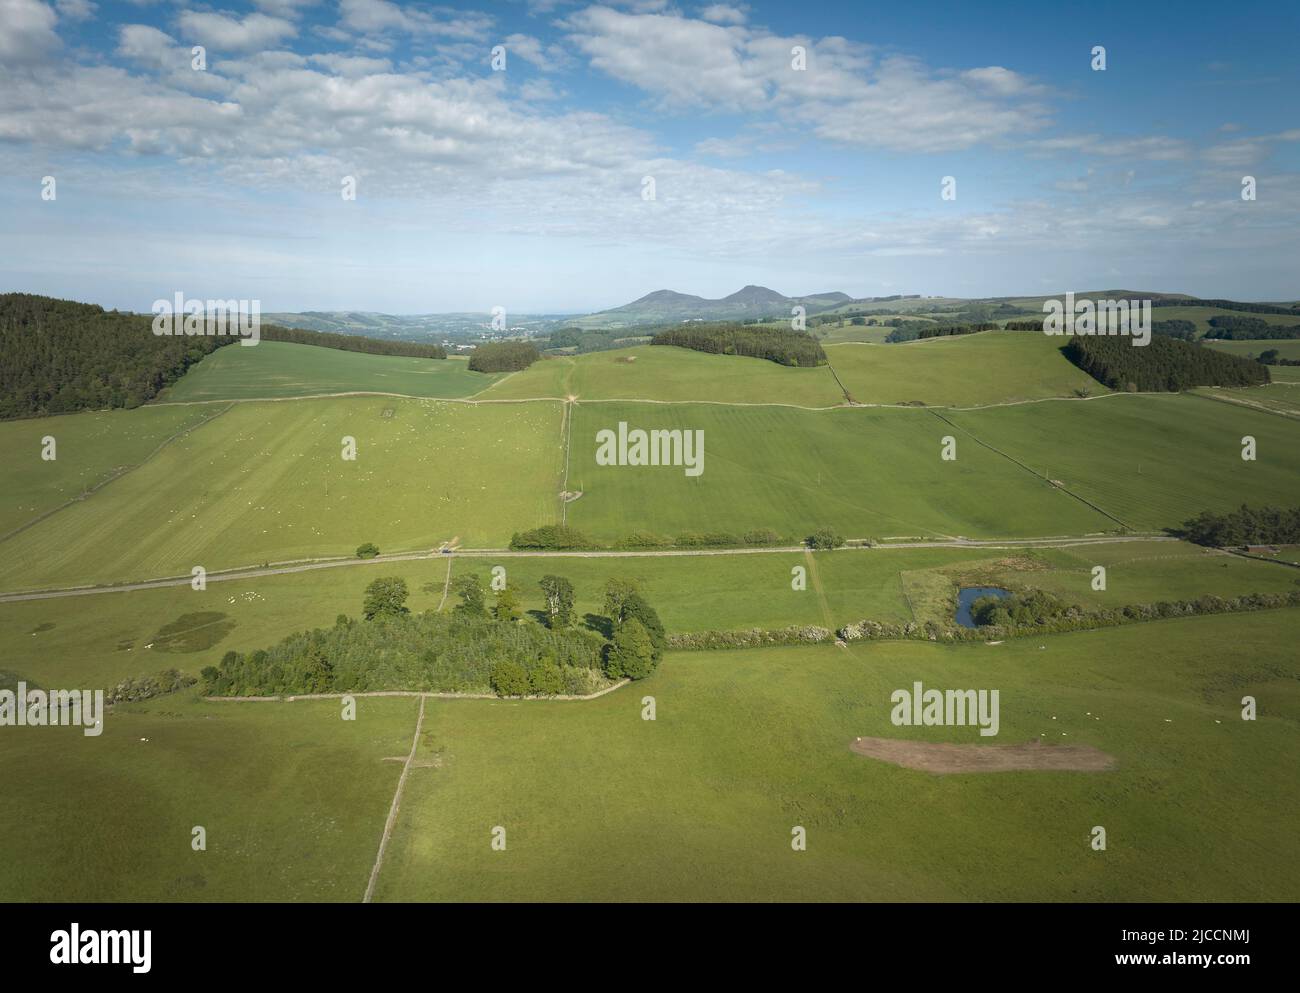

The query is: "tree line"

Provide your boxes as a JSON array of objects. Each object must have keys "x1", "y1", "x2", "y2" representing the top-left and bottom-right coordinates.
[
  {"x1": 1181, "y1": 504, "x2": 1300, "y2": 547},
  {"x1": 468, "y1": 340, "x2": 540, "y2": 372},
  {"x1": 0, "y1": 292, "x2": 447, "y2": 419},
  {"x1": 1063, "y1": 334, "x2": 1269, "y2": 391},
  {"x1": 1203, "y1": 315, "x2": 1300, "y2": 340},
  {"x1": 651, "y1": 323, "x2": 827, "y2": 367}
]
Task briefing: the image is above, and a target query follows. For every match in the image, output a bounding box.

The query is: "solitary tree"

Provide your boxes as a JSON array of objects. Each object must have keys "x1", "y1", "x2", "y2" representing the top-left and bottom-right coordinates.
[
  {"x1": 363, "y1": 577, "x2": 410, "y2": 620},
  {"x1": 452, "y1": 574, "x2": 489, "y2": 617},
  {"x1": 539, "y1": 574, "x2": 576, "y2": 628}
]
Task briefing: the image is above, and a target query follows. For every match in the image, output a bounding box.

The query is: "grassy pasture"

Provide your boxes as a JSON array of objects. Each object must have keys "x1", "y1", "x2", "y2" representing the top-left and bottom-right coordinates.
[
  {"x1": 7, "y1": 539, "x2": 1297, "y2": 692},
  {"x1": 1196, "y1": 384, "x2": 1300, "y2": 415},
  {"x1": 899, "y1": 540, "x2": 1300, "y2": 624},
  {"x1": 565, "y1": 401, "x2": 1113, "y2": 543},
  {"x1": 483, "y1": 345, "x2": 845, "y2": 406},
  {"x1": 0, "y1": 695, "x2": 415, "y2": 901},
  {"x1": 0, "y1": 546, "x2": 992, "y2": 689},
  {"x1": 160, "y1": 341, "x2": 498, "y2": 401},
  {"x1": 1202, "y1": 339, "x2": 1300, "y2": 382},
  {"x1": 0, "y1": 397, "x2": 564, "y2": 593},
  {"x1": 1148, "y1": 305, "x2": 1300, "y2": 335},
  {"x1": 0, "y1": 405, "x2": 217, "y2": 538},
  {"x1": 826, "y1": 333, "x2": 1104, "y2": 407},
  {"x1": 374, "y1": 609, "x2": 1300, "y2": 901},
  {"x1": 945, "y1": 393, "x2": 1300, "y2": 531}
]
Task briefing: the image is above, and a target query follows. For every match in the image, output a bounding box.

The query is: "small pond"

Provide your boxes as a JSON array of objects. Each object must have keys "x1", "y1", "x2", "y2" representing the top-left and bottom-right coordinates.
[{"x1": 954, "y1": 586, "x2": 1011, "y2": 629}]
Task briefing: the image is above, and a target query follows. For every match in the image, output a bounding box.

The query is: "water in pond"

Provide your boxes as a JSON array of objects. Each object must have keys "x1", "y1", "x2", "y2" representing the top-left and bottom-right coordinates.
[{"x1": 955, "y1": 587, "x2": 1011, "y2": 628}]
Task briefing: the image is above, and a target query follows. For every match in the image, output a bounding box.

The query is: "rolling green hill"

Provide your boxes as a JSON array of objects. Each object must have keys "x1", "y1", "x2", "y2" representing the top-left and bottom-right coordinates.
[
  {"x1": 565, "y1": 402, "x2": 1113, "y2": 542},
  {"x1": 0, "y1": 397, "x2": 565, "y2": 592},
  {"x1": 161, "y1": 341, "x2": 498, "y2": 401},
  {"x1": 482, "y1": 345, "x2": 845, "y2": 406},
  {"x1": 826, "y1": 332, "x2": 1104, "y2": 406}
]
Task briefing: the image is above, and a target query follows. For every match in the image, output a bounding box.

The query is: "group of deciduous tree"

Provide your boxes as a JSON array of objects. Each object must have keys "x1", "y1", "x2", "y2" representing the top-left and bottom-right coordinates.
[
  {"x1": 1181, "y1": 504, "x2": 1300, "y2": 547},
  {"x1": 467, "y1": 340, "x2": 540, "y2": 372}
]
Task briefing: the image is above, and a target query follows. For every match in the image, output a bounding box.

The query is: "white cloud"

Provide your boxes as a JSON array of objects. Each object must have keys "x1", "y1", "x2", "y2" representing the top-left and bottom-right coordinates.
[
  {"x1": 176, "y1": 11, "x2": 297, "y2": 53},
  {"x1": 337, "y1": 0, "x2": 492, "y2": 39},
  {"x1": 252, "y1": 0, "x2": 318, "y2": 17},
  {"x1": 117, "y1": 24, "x2": 182, "y2": 70},
  {"x1": 55, "y1": 0, "x2": 95, "y2": 21},
  {"x1": 562, "y1": 7, "x2": 1050, "y2": 151},
  {"x1": 699, "y1": 4, "x2": 747, "y2": 24},
  {"x1": 1029, "y1": 134, "x2": 1190, "y2": 161},
  {"x1": 0, "y1": 0, "x2": 61, "y2": 63}
]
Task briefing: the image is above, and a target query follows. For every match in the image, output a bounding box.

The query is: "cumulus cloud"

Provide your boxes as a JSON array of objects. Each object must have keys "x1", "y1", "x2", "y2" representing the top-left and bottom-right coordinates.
[
  {"x1": 55, "y1": 0, "x2": 95, "y2": 21},
  {"x1": 699, "y1": 3, "x2": 747, "y2": 24},
  {"x1": 336, "y1": 0, "x2": 492, "y2": 39},
  {"x1": 177, "y1": 10, "x2": 297, "y2": 53},
  {"x1": 0, "y1": 0, "x2": 61, "y2": 64},
  {"x1": 562, "y1": 7, "x2": 1050, "y2": 151}
]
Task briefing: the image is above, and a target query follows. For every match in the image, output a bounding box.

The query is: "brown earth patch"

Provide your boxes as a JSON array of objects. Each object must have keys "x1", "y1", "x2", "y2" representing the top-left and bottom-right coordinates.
[{"x1": 849, "y1": 735, "x2": 1115, "y2": 774}]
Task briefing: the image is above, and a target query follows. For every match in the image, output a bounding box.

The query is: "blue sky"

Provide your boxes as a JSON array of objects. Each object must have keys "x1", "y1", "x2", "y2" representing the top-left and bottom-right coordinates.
[{"x1": 1, "y1": 0, "x2": 1297, "y2": 313}]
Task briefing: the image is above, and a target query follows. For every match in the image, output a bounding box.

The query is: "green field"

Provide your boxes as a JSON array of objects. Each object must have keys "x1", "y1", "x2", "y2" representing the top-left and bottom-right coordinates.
[
  {"x1": 1195, "y1": 384, "x2": 1300, "y2": 416},
  {"x1": 0, "y1": 397, "x2": 565, "y2": 592},
  {"x1": 160, "y1": 341, "x2": 499, "y2": 401},
  {"x1": 371, "y1": 609, "x2": 1300, "y2": 901},
  {"x1": 566, "y1": 402, "x2": 1113, "y2": 542},
  {"x1": 483, "y1": 345, "x2": 845, "y2": 406},
  {"x1": 8, "y1": 539, "x2": 1298, "y2": 692},
  {"x1": 898, "y1": 540, "x2": 1300, "y2": 624},
  {"x1": 826, "y1": 333, "x2": 1105, "y2": 407},
  {"x1": 0, "y1": 695, "x2": 415, "y2": 901},
  {"x1": 0, "y1": 405, "x2": 219, "y2": 538},
  {"x1": 1202, "y1": 339, "x2": 1300, "y2": 382},
  {"x1": 5, "y1": 610, "x2": 1294, "y2": 901},
  {"x1": 946, "y1": 393, "x2": 1300, "y2": 531}
]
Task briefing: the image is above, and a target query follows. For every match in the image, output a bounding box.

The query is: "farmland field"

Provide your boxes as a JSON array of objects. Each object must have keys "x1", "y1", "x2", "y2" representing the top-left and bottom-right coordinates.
[
  {"x1": 825, "y1": 333, "x2": 1104, "y2": 407},
  {"x1": 565, "y1": 401, "x2": 1114, "y2": 542},
  {"x1": 160, "y1": 341, "x2": 499, "y2": 401},
  {"x1": 481, "y1": 345, "x2": 845, "y2": 406},
  {"x1": 1202, "y1": 339, "x2": 1300, "y2": 382},
  {"x1": 945, "y1": 393, "x2": 1300, "y2": 531},
  {"x1": 0, "y1": 397, "x2": 565, "y2": 592},
  {"x1": 0, "y1": 404, "x2": 219, "y2": 538},
  {"x1": 372, "y1": 609, "x2": 1300, "y2": 902},
  {"x1": 1196, "y1": 384, "x2": 1300, "y2": 416},
  {"x1": 7, "y1": 538, "x2": 1298, "y2": 693},
  {"x1": 4, "y1": 608, "x2": 1294, "y2": 902},
  {"x1": 0, "y1": 695, "x2": 415, "y2": 901}
]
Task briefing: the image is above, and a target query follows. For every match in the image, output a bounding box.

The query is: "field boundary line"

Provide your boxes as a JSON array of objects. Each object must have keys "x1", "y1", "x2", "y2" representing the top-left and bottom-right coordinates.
[
  {"x1": 0, "y1": 536, "x2": 1181, "y2": 602},
  {"x1": 560, "y1": 397, "x2": 575, "y2": 525},
  {"x1": 204, "y1": 680, "x2": 631, "y2": 704},
  {"x1": 1187, "y1": 388, "x2": 1300, "y2": 422},
  {"x1": 0, "y1": 402, "x2": 236, "y2": 546},
  {"x1": 363, "y1": 694, "x2": 425, "y2": 904},
  {"x1": 925, "y1": 408, "x2": 1133, "y2": 531},
  {"x1": 435, "y1": 556, "x2": 453, "y2": 612}
]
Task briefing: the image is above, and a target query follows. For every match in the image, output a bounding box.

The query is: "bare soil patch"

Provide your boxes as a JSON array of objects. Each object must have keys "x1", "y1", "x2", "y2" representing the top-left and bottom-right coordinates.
[{"x1": 849, "y1": 735, "x2": 1115, "y2": 774}]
